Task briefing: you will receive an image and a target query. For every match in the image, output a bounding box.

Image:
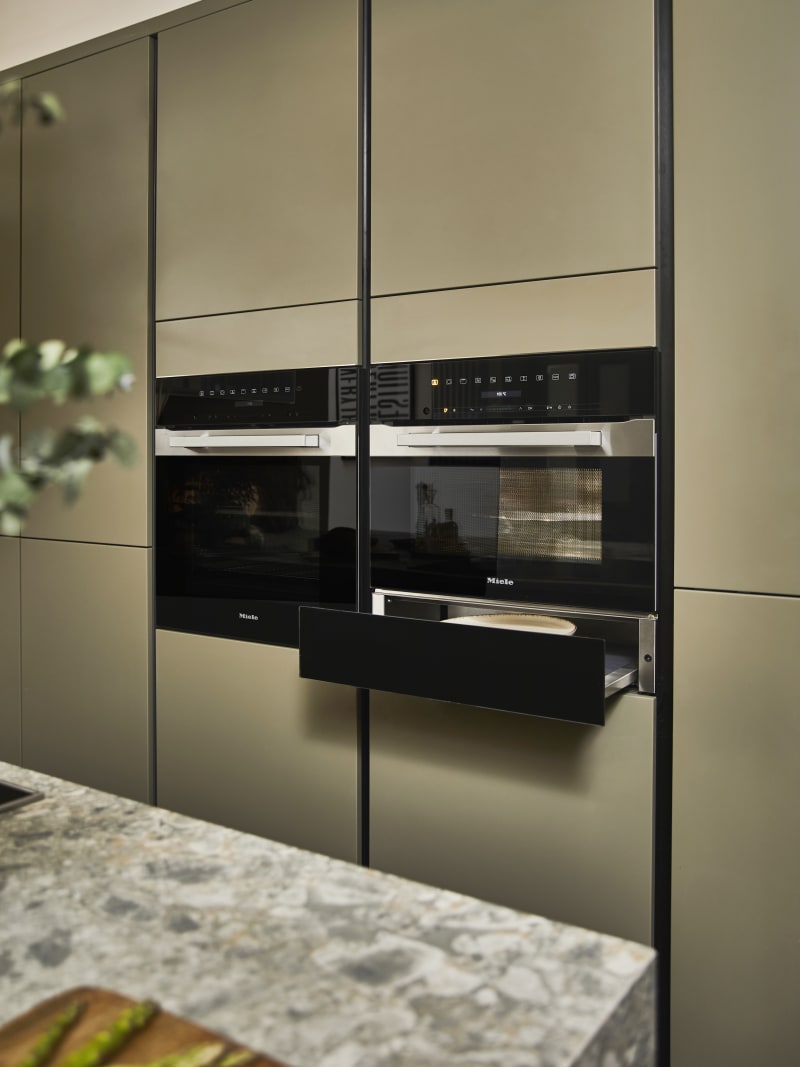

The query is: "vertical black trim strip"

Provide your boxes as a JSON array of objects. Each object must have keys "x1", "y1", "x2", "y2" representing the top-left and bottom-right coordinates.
[
  {"x1": 654, "y1": 0, "x2": 675, "y2": 1063},
  {"x1": 15, "y1": 82, "x2": 24, "y2": 763},
  {"x1": 147, "y1": 34, "x2": 159, "y2": 808},
  {"x1": 355, "y1": 0, "x2": 372, "y2": 867},
  {"x1": 16, "y1": 79, "x2": 23, "y2": 341}
]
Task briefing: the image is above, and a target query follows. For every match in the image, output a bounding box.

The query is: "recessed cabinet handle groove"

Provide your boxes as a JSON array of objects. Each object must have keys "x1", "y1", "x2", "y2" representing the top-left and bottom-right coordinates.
[{"x1": 395, "y1": 430, "x2": 603, "y2": 448}]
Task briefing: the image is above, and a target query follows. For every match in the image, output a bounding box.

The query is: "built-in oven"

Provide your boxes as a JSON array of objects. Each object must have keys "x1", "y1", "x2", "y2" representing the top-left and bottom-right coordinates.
[
  {"x1": 298, "y1": 347, "x2": 658, "y2": 726},
  {"x1": 155, "y1": 366, "x2": 356, "y2": 647}
]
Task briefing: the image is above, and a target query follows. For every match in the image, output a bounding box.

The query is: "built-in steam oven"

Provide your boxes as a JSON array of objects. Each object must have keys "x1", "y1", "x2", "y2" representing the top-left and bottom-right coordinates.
[{"x1": 368, "y1": 347, "x2": 657, "y2": 700}]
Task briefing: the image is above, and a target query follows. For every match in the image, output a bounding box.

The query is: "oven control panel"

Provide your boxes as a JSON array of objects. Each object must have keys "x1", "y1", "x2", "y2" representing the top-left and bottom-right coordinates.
[
  {"x1": 156, "y1": 367, "x2": 342, "y2": 428},
  {"x1": 371, "y1": 347, "x2": 656, "y2": 424}
]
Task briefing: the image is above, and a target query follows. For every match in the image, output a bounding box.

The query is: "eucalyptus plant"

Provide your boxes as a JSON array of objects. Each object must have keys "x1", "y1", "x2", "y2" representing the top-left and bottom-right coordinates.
[
  {"x1": 0, "y1": 340, "x2": 137, "y2": 535},
  {"x1": 0, "y1": 82, "x2": 135, "y2": 535},
  {"x1": 0, "y1": 78, "x2": 65, "y2": 131}
]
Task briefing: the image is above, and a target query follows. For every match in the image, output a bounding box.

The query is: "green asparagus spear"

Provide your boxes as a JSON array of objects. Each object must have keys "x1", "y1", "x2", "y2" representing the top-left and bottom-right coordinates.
[
  {"x1": 15, "y1": 1000, "x2": 87, "y2": 1067},
  {"x1": 105, "y1": 1043, "x2": 258, "y2": 1067},
  {"x1": 55, "y1": 999, "x2": 160, "y2": 1067},
  {"x1": 219, "y1": 1051, "x2": 260, "y2": 1067},
  {"x1": 105, "y1": 1044, "x2": 225, "y2": 1067}
]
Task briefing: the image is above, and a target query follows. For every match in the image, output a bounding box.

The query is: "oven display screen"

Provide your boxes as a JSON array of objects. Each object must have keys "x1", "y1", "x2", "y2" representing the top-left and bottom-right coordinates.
[{"x1": 480, "y1": 389, "x2": 522, "y2": 400}]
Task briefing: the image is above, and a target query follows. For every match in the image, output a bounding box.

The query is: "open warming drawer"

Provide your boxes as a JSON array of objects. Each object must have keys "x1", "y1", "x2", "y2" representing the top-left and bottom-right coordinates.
[{"x1": 299, "y1": 594, "x2": 655, "y2": 727}]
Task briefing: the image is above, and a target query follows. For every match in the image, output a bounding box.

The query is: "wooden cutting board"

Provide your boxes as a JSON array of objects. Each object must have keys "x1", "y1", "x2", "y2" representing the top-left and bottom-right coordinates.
[{"x1": 0, "y1": 986, "x2": 290, "y2": 1066}]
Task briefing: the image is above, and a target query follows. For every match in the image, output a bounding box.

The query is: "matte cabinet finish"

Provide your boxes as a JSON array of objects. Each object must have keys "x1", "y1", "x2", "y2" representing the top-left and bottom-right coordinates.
[
  {"x1": 369, "y1": 689, "x2": 655, "y2": 946},
  {"x1": 156, "y1": 0, "x2": 358, "y2": 322},
  {"x1": 371, "y1": 0, "x2": 655, "y2": 297},
  {"x1": 0, "y1": 537, "x2": 21, "y2": 764},
  {"x1": 0, "y1": 78, "x2": 20, "y2": 343},
  {"x1": 20, "y1": 540, "x2": 152, "y2": 802},
  {"x1": 674, "y1": 0, "x2": 800, "y2": 596},
  {"x1": 371, "y1": 270, "x2": 656, "y2": 364},
  {"x1": 156, "y1": 630, "x2": 358, "y2": 864},
  {"x1": 671, "y1": 589, "x2": 800, "y2": 1066},
  {"x1": 0, "y1": 79, "x2": 20, "y2": 474},
  {"x1": 20, "y1": 40, "x2": 152, "y2": 547},
  {"x1": 156, "y1": 302, "x2": 358, "y2": 378}
]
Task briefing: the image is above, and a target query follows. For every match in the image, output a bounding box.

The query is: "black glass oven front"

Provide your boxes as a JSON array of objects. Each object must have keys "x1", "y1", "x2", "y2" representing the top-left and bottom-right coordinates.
[
  {"x1": 369, "y1": 349, "x2": 657, "y2": 614},
  {"x1": 370, "y1": 453, "x2": 654, "y2": 613},
  {"x1": 155, "y1": 367, "x2": 356, "y2": 647}
]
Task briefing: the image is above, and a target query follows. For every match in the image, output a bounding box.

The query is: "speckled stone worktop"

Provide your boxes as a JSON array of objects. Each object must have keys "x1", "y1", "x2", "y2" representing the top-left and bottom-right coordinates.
[{"x1": 0, "y1": 761, "x2": 656, "y2": 1066}]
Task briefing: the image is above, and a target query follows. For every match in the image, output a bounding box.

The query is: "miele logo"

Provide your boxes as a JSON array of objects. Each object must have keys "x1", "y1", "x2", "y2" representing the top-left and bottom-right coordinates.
[
  {"x1": 487, "y1": 577, "x2": 515, "y2": 586},
  {"x1": 238, "y1": 612, "x2": 259, "y2": 621}
]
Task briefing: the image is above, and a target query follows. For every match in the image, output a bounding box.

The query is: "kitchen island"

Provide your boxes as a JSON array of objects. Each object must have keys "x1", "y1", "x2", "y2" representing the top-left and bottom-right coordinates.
[{"x1": 0, "y1": 761, "x2": 656, "y2": 1066}]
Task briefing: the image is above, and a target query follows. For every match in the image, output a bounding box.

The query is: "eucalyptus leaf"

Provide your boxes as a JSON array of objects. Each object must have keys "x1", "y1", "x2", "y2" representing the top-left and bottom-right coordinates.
[
  {"x1": 0, "y1": 433, "x2": 15, "y2": 473},
  {"x1": 108, "y1": 431, "x2": 137, "y2": 466},
  {"x1": 0, "y1": 510, "x2": 23, "y2": 536},
  {"x1": 33, "y1": 90, "x2": 66, "y2": 124},
  {"x1": 0, "y1": 468, "x2": 35, "y2": 509},
  {"x1": 2, "y1": 337, "x2": 27, "y2": 360},
  {"x1": 38, "y1": 338, "x2": 67, "y2": 369}
]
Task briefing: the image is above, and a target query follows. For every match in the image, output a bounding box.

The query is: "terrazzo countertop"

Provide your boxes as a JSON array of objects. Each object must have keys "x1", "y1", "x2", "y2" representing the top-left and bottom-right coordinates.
[{"x1": 0, "y1": 761, "x2": 656, "y2": 1066}]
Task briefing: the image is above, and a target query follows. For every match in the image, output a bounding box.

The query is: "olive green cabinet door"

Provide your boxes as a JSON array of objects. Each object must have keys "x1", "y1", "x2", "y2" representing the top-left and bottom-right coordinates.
[
  {"x1": 156, "y1": 0, "x2": 359, "y2": 322},
  {"x1": 370, "y1": 689, "x2": 655, "y2": 945},
  {"x1": 0, "y1": 537, "x2": 21, "y2": 764},
  {"x1": 672, "y1": 589, "x2": 800, "y2": 1066},
  {"x1": 674, "y1": 0, "x2": 800, "y2": 596},
  {"x1": 372, "y1": 0, "x2": 655, "y2": 297},
  {"x1": 0, "y1": 79, "x2": 21, "y2": 490},
  {"x1": 20, "y1": 40, "x2": 152, "y2": 547},
  {"x1": 156, "y1": 630, "x2": 358, "y2": 864},
  {"x1": 20, "y1": 540, "x2": 152, "y2": 802},
  {"x1": 0, "y1": 77, "x2": 20, "y2": 343}
]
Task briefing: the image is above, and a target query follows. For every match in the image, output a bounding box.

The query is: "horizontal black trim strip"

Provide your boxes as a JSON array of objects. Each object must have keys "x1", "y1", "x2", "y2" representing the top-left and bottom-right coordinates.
[
  {"x1": 674, "y1": 585, "x2": 800, "y2": 601},
  {"x1": 299, "y1": 607, "x2": 606, "y2": 726},
  {"x1": 155, "y1": 296, "x2": 359, "y2": 325},
  {"x1": 371, "y1": 265, "x2": 656, "y2": 302}
]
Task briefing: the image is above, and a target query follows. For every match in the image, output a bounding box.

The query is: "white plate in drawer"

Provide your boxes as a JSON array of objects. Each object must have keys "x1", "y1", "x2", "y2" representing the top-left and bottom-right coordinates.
[{"x1": 444, "y1": 613, "x2": 577, "y2": 635}]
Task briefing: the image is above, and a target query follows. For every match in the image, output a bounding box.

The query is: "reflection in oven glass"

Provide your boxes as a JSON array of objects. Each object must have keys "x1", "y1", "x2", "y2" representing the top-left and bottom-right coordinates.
[
  {"x1": 498, "y1": 468, "x2": 602, "y2": 563},
  {"x1": 166, "y1": 463, "x2": 321, "y2": 587}
]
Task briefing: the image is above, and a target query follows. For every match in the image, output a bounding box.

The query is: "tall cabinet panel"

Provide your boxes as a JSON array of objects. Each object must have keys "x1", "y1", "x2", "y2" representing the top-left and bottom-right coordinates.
[
  {"x1": 0, "y1": 78, "x2": 20, "y2": 343},
  {"x1": 20, "y1": 39, "x2": 152, "y2": 546},
  {"x1": 0, "y1": 80, "x2": 21, "y2": 763},
  {"x1": 671, "y1": 589, "x2": 800, "y2": 1066},
  {"x1": 0, "y1": 78, "x2": 21, "y2": 510},
  {"x1": 156, "y1": 630, "x2": 358, "y2": 863},
  {"x1": 372, "y1": 0, "x2": 655, "y2": 297},
  {"x1": 0, "y1": 537, "x2": 21, "y2": 763},
  {"x1": 20, "y1": 540, "x2": 152, "y2": 802},
  {"x1": 370, "y1": 690, "x2": 655, "y2": 946},
  {"x1": 156, "y1": 0, "x2": 358, "y2": 323},
  {"x1": 674, "y1": 0, "x2": 800, "y2": 595}
]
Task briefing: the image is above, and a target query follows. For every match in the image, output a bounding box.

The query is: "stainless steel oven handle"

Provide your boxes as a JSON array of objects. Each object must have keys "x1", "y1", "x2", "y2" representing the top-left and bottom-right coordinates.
[
  {"x1": 167, "y1": 433, "x2": 321, "y2": 449},
  {"x1": 395, "y1": 429, "x2": 603, "y2": 448}
]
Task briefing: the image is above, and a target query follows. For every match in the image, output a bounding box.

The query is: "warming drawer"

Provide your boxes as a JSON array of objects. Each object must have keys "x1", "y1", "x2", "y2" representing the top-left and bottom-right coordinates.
[{"x1": 299, "y1": 605, "x2": 647, "y2": 727}]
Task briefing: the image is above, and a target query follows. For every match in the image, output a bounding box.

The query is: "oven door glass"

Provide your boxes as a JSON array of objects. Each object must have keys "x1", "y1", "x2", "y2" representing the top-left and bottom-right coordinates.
[
  {"x1": 370, "y1": 456, "x2": 654, "y2": 612},
  {"x1": 157, "y1": 456, "x2": 357, "y2": 646}
]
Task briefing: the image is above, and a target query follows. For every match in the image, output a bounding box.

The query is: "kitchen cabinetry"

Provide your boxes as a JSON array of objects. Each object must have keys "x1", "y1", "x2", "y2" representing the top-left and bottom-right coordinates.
[
  {"x1": 371, "y1": 0, "x2": 655, "y2": 359},
  {"x1": 671, "y1": 589, "x2": 800, "y2": 1066},
  {"x1": 371, "y1": 271, "x2": 656, "y2": 364},
  {"x1": 0, "y1": 77, "x2": 20, "y2": 343},
  {"x1": 20, "y1": 539, "x2": 152, "y2": 802},
  {"x1": 156, "y1": 630, "x2": 358, "y2": 863},
  {"x1": 369, "y1": 688, "x2": 655, "y2": 946},
  {"x1": 0, "y1": 78, "x2": 20, "y2": 511},
  {"x1": 155, "y1": 301, "x2": 358, "y2": 378},
  {"x1": 674, "y1": 0, "x2": 800, "y2": 597},
  {"x1": 156, "y1": 0, "x2": 358, "y2": 324},
  {"x1": 0, "y1": 537, "x2": 21, "y2": 764},
  {"x1": 20, "y1": 39, "x2": 152, "y2": 547}
]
